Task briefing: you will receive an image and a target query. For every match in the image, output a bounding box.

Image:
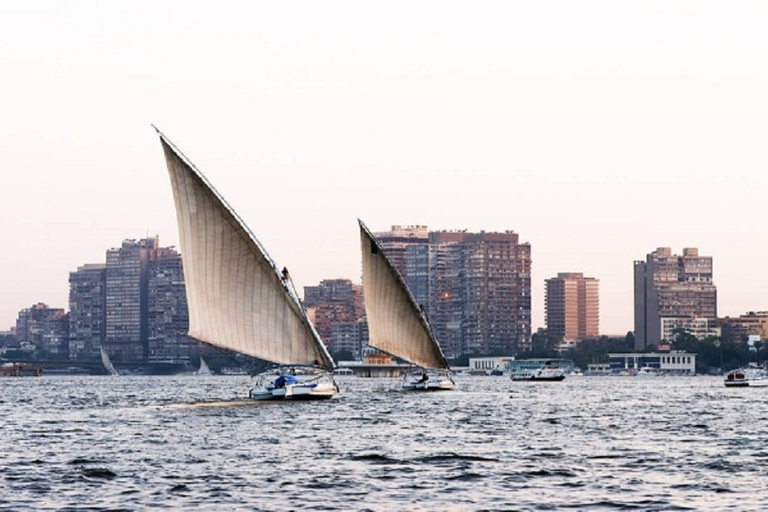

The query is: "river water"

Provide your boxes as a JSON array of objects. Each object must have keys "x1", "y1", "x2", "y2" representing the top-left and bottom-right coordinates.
[{"x1": 0, "y1": 374, "x2": 765, "y2": 511}]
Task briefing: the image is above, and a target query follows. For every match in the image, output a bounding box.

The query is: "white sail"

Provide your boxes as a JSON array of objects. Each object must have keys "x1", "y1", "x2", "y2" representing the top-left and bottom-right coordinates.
[
  {"x1": 156, "y1": 129, "x2": 334, "y2": 370},
  {"x1": 359, "y1": 219, "x2": 450, "y2": 370},
  {"x1": 197, "y1": 357, "x2": 212, "y2": 375},
  {"x1": 101, "y1": 347, "x2": 118, "y2": 376}
]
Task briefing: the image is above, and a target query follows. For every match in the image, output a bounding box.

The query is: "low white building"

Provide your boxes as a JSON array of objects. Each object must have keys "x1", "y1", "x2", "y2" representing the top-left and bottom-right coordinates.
[
  {"x1": 608, "y1": 351, "x2": 696, "y2": 375},
  {"x1": 468, "y1": 356, "x2": 515, "y2": 374}
]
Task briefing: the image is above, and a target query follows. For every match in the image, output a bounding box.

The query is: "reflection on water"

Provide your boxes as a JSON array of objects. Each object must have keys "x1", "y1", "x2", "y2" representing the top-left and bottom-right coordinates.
[{"x1": 0, "y1": 374, "x2": 765, "y2": 511}]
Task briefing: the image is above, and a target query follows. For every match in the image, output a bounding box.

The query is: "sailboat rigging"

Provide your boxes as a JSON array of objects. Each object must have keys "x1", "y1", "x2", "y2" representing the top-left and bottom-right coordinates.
[
  {"x1": 155, "y1": 127, "x2": 338, "y2": 400},
  {"x1": 358, "y1": 219, "x2": 455, "y2": 391}
]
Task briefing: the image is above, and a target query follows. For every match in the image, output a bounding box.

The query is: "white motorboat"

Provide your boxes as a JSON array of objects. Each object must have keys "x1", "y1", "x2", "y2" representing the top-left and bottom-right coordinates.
[
  {"x1": 249, "y1": 367, "x2": 338, "y2": 400},
  {"x1": 510, "y1": 364, "x2": 566, "y2": 382},
  {"x1": 157, "y1": 128, "x2": 338, "y2": 401},
  {"x1": 636, "y1": 366, "x2": 659, "y2": 378},
  {"x1": 359, "y1": 220, "x2": 455, "y2": 392},
  {"x1": 724, "y1": 365, "x2": 768, "y2": 387}
]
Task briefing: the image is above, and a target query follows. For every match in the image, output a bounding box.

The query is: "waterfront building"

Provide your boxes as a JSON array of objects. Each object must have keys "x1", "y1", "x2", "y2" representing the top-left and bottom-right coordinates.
[
  {"x1": 468, "y1": 356, "x2": 516, "y2": 374},
  {"x1": 15, "y1": 303, "x2": 69, "y2": 358},
  {"x1": 719, "y1": 312, "x2": 768, "y2": 343},
  {"x1": 68, "y1": 263, "x2": 106, "y2": 361},
  {"x1": 633, "y1": 247, "x2": 717, "y2": 350},
  {"x1": 104, "y1": 236, "x2": 164, "y2": 362},
  {"x1": 329, "y1": 318, "x2": 368, "y2": 360},
  {"x1": 427, "y1": 230, "x2": 532, "y2": 358},
  {"x1": 303, "y1": 279, "x2": 363, "y2": 345},
  {"x1": 147, "y1": 246, "x2": 193, "y2": 362},
  {"x1": 608, "y1": 351, "x2": 696, "y2": 375},
  {"x1": 372, "y1": 225, "x2": 429, "y2": 281},
  {"x1": 545, "y1": 272, "x2": 599, "y2": 344}
]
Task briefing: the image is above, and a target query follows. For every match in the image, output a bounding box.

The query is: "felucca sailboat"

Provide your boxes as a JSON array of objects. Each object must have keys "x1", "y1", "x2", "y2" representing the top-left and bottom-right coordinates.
[
  {"x1": 156, "y1": 128, "x2": 338, "y2": 400},
  {"x1": 359, "y1": 219, "x2": 455, "y2": 390}
]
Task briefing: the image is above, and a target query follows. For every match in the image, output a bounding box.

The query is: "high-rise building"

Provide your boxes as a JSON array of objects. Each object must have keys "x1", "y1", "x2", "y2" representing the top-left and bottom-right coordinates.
[
  {"x1": 15, "y1": 303, "x2": 69, "y2": 358},
  {"x1": 105, "y1": 237, "x2": 158, "y2": 361},
  {"x1": 303, "y1": 279, "x2": 363, "y2": 346},
  {"x1": 147, "y1": 246, "x2": 192, "y2": 362},
  {"x1": 634, "y1": 247, "x2": 717, "y2": 350},
  {"x1": 719, "y1": 312, "x2": 768, "y2": 343},
  {"x1": 427, "y1": 230, "x2": 531, "y2": 358},
  {"x1": 545, "y1": 272, "x2": 599, "y2": 344},
  {"x1": 329, "y1": 318, "x2": 369, "y2": 360},
  {"x1": 372, "y1": 225, "x2": 429, "y2": 280},
  {"x1": 68, "y1": 263, "x2": 107, "y2": 361}
]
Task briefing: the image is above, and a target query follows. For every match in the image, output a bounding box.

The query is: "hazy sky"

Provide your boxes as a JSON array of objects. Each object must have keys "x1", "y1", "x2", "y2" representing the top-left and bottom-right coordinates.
[{"x1": 2, "y1": 1, "x2": 767, "y2": 335}]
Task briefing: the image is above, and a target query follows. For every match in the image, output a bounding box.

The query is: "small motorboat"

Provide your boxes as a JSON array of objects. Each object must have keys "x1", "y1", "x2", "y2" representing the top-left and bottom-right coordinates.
[{"x1": 724, "y1": 364, "x2": 768, "y2": 387}]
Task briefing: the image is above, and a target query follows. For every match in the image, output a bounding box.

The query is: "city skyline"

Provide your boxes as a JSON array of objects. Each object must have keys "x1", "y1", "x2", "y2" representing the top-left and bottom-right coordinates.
[{"x1": 2, "y1": 2, "x2": 768, "y2": 335}]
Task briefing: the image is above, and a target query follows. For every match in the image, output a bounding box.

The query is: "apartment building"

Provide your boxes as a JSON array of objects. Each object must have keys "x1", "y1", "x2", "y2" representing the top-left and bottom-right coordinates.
[
  {"x1": 427, "y1": 230, "x2": 531, "y2": 358},
  {"x1": 634, "y1": 247, "x2": 717, "y2": 350},
  {"x1": 545, "y1": 272, "x2": 599, "y2": 344},
  {"x1": 68, "y1": 263, "x2": 107, "y2": 361}
]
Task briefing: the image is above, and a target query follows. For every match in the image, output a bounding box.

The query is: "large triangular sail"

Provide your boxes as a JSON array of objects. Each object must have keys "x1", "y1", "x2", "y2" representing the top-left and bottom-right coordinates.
[
  {"x1": 359, "y1": 219, "x2": 450, "y2": 370},
  {"x1": 156, "y1": 128, "x2": 334, "y2": 370}
]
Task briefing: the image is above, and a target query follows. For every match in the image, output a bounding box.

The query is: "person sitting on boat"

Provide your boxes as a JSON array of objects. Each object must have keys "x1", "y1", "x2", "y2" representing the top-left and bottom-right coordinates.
[
  {"x1": 417, "y1": 371, "x2": 429, "y2": 383},
  {"x1": 274, "y1": 375, "x2": 287, "y2": 388}
]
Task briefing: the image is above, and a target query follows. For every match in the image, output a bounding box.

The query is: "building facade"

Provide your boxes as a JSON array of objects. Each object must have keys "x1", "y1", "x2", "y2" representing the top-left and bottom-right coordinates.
[
  {"x1": 15, "y1": 303, "x2": 69, "y2": 358},
  {"x1": 719, "y1": 312, "x2": 768, "y2": 343},
  {"x1": 303, "y1": 279, "x2": 363, "y2": 349},
  {"x1": 545, "y1": 272, "x2": 599, "y2": 344},
  {"x1": 372, "y1": 225, "x2": 429, "y2": 280},
  {"x1": 427, "y1": 230, "x2": 532, "y2": 358},
  {"x1": 68, "y1": 263, "x2": 107, "y2": 361},
  {"x1": 146, "y1": 246, "x2": 192, "y2": 362},
  {"x1": 634, "y1": 247, "x2": 717, "y2": 350}
]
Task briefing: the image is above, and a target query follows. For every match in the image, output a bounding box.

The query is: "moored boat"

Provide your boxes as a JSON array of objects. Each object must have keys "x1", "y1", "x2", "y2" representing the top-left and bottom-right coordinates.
[{"x1": 636, "y1": 365, "x2": 659, "y2": 378}]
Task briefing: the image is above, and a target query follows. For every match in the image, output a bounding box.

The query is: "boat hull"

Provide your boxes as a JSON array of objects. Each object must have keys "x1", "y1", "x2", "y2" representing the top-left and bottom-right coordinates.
[
  {"x1": 402, "y1": 379, "x2": 455, "y2": 391},
  {"x1": 249, "y1": 367, "x2": 338, "y2": 401},
  {"x1": 401, "y1": 368, "x2": 455, "y2": 391},
  {"x1": 510, "y1": 365, "x2": 566, "y2": 382},
  {"x1": 510, "y1": 375, "x2": 566, "y2": 382},
  {"x1": 724, "y1": 366, "x2": 768, "y2": 387}
]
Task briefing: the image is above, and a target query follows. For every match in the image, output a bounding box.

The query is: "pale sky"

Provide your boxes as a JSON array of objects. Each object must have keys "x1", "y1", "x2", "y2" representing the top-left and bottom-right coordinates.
[{"x1": 2, "y1": 1, "x2": 767, "y2": 335}]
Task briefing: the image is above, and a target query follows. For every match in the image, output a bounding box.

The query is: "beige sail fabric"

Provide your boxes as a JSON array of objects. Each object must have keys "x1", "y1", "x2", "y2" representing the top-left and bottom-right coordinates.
[
  {"x1": 359, "y1": 220, "x2": 449, "y2": 370},
  {"x1": 158, "y1": 136, "x2": 333, "y2": 369}
]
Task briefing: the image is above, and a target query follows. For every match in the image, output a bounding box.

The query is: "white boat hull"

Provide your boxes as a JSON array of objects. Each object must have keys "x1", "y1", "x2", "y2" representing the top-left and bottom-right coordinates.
[
  {"x1": 510, "y1": 366, "x2": 566, "y2": 382},
  {"x1": 249, "y1": 367, "x2": 338, "y2": 400},
  {"x1": 724, "y1": 366, "x2": 768, "y2": 387},
  {"x1": 401, "y1": 368, "x2": 455, "y2": 391},
  {"x1": 402, "y1": 378, "x2": 455, "y2": 391}
]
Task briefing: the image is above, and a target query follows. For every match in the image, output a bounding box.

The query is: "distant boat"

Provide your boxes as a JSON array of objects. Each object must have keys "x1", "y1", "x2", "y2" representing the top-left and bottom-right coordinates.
[
  {"x1": 724, "y1": 365, "x2": 768, "y2": 387},
  {"x1": 0, "y1": 363, "x2": 42, "y2": 377},
  {"x1": 100, "y1": 347, "x2": 119, "y2": 376},
  {"x1": 197, "y1": 357, "x2": 212, "y2": 376},
  {"x1": 358, "y1": 219, "x2": 455, "y2": 391},
  {"x1": 636, "y1": 366, "x2": 659, "y2": 378},
  {"x1": 156, "y1": 127, "x2": 338, "y2": 400},
  {"x1": 510, "y1": 361, "x2": 566, "y2": 382}
]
